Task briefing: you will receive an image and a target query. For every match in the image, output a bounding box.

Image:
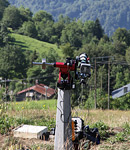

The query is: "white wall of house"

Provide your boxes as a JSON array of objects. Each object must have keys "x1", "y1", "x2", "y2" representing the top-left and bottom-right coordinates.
[{"x1": 112, "y1": 83, "x2": 130, "y2": 99}]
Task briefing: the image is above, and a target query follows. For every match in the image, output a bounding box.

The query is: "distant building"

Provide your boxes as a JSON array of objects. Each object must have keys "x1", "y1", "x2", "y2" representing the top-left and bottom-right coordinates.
[
  {"x1": 16, "y1": 84, "x2": 55, "y2": 101},
  {"x1": 112, "y1": 83, "x2": 130, "y2": 99}
]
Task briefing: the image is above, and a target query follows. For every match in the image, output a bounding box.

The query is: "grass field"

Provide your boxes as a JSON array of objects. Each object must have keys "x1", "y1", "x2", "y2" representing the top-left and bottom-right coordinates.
[
  {"x1": 0, "y1": 100, "x2": 130, "y2": 149},
  {"x1": 10, "y1": 33, "x2": 63, "y2": 57}
]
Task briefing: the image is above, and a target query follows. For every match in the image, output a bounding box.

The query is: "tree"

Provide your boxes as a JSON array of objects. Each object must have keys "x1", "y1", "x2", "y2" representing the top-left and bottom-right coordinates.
[
  {"x1": 97, "y1": 65, "x2": 108, "y2": 91},
  {"x1": 19, "y1": 21, "x2": 37, "y2": 38},
  {"x1": 60, "y1": 43, "x2": 74, "y2": 58},
  {"x1": 0, "y1": 22, "x2": 8, "y2": 46},
  {"x1": 113, "y1": 40, "x2": 127, "y2": 56},
  {"x1": 14, "y1": 81, "x2": 25, "y2": 94},
  {"x1": 19, "y1": 6, "x2": 33, "y2": 23},
  {"x1": 0, "y1": 0, "x2": 9, "y2": 20},
  {"x1": 0, "y1": 22, "x2": 12, "y2": 46},
  {"x1": 126, "y1": 47, "x2": 130, "y2": 63},
  {"x1": 112, "y1": 28, "x2": 130, "y2": 46},
  {"x1": 0, "y1": 45, "x2": 27, "y2": 79},
  {"x1": 60, "y1": 21, "x2": 82, "y2": 48},
  {"x1": 6, "y1": 0, "x2": 130, "y2": 36},
  {"x1": 58, "y1": 14, "x2": 71, "y2": 24},
  {"x1": 29, "y1": 50, "x2": 38, "y2": 67},
  {"x1": 33, "y1": 10, "x2": 54, "y2": 42},
  {"x1": 93, "y1": 19, "x2": 104, "y2": 40},
  {"x1": 33, "y1": 10, "x2": 53, "y2": 22},
  {"x1": 27, "y1": 48, "x2": 59, "y2": 87},
  {"x1": 124, "y1": 69, "x2": 130, "y2": 84},
  {"x1": 2, "y1": 6, "x2": 21, "y2": 29},
  {"x1": 82, "y1": 20, "x2": 96, "y2": 44},
  {"x1": 36, "y1": 19, "x2": 54, "y2": 42},
  {"x1": 114, "y1": 72, "x2": 125, "y2": 89},
  {"x1": 52, "y1": 18, "x2": 66, "y2": 44}
]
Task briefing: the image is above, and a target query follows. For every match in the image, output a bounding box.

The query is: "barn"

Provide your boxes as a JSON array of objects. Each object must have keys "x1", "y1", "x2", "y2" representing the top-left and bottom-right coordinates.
[{"x1": 16, "y1": 84, "x2": 55, "y2": 101}]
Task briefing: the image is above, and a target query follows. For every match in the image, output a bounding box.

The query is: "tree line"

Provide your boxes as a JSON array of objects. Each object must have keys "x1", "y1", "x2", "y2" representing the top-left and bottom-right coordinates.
[
  {"x1": 0, "y1": 0, "x2": 130, "y2": 109},
  {"x1": 8, "y1": 0, "x2": 130, "y2": 36}
]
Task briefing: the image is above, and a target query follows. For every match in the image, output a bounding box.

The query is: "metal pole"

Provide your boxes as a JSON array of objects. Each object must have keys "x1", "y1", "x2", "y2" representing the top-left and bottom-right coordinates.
[
  {"x1": 5, "y1": 78, "x2": 7, "y2": 101},
  {"x1": 81, "y1": 83, "x2": 84, "y2": 106},
  {"x1": 54, "y1": 88, "x2": 72, "y2": 150},
  {"x1": 101, "y1": 67, "x2": 103, "y2": 90},
  {"x1": 108, "y1": 59, "x2": 110, "y2": 109},
  {"x1": 44, "y1": 86, "x2": 48, "y2": 100},
  {"x1": 94, "y1": 59, "x2": 97, "y2": 109}
]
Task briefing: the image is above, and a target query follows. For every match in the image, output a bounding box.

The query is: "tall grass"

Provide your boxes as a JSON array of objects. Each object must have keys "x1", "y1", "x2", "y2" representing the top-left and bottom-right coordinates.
[
  {"x1": 72, "y1": 108, "x2": 130, "y2": 127},
  {"x1": 5, "y1": 100, "x2": 130, "y2": 128}
]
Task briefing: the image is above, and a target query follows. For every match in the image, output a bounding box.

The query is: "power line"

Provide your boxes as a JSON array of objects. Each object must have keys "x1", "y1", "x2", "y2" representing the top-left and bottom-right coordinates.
[
  {"x1": 96, "y1": 62, "x2": 130, "y2": 66},
  {"x1": 0, "y1": 74, "x2": 56, "y2": 83},
  {"x1": 95, "y1": 61, "x2": 130, "y2": 66}
]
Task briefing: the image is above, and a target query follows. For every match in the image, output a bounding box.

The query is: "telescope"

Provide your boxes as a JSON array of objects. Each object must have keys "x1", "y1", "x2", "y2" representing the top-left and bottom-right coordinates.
[{"x1": 33, "y1": 53, "x2": 91, "y2": 90}]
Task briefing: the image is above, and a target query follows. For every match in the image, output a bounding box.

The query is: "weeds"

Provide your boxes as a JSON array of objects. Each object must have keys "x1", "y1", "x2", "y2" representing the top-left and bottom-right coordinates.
[
  {"x1": 31, "y1": 144, "x2": 54, "y2": 150},
  {"x1": 91, "y1": 121, "x2": 110, "y2": 140},
  {"x1": 1, "y1": 100, "x2": 130, "y2": 149},
  {"x1": 0, "y1": 100, "x2": 56, "y2": 135},
  {"x1": 0, "y1": 114, "x2": 55, "y2": 135},
  {"x1": 123, "y1": 122, "x2": 130, "y2": 135}
]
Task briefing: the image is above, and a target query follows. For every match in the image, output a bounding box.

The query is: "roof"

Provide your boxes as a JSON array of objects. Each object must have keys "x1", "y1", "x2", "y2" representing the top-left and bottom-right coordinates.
[
  {"x1": 112, "y1": 83, "x2": 130, "y2": 99},
  {"x1": 17, "y1": 84, "x2": 55, "y2": 98}
]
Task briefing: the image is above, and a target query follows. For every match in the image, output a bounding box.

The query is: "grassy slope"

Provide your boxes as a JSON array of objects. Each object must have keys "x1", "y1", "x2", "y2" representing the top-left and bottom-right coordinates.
[{"x1": 10, "y1": 33, "x2": 63, "y2": 57}]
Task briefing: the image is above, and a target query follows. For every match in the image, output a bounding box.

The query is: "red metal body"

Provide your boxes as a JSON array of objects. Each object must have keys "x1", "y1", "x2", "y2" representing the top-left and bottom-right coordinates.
[{"x1": 55, "y1": 62, "x2": 75, "y2": 83}]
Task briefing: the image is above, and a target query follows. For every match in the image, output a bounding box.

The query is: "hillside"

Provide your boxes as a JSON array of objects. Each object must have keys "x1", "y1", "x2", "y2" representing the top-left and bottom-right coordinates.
[
  {"x1": 8, "y1": 0, "x2": 130, "y2": 36},
  {"x1": 10, "y1": 33, "x2": 62, "y2": 56}
]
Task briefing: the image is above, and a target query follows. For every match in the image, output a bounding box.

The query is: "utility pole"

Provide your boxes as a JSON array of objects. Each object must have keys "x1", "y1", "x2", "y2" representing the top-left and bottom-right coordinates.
[
  {"x1": 101, "y1": 67, "x2": 103, "y2": 90},
  {"x1": 94, "y1": 59, "x2": 97, "y2": 109},
  {"x1": 54, "y1": 89, "x2": 72, "y2": 150},
  {"x1": 5, "y1": 78, "x2": 7, "y2": 101},
  {"x1": 92, "y1": 56, "x2": 114, "y2": 110},
  {"x1": 108, "y1": 59, "x2": 110, "y2": 109}
]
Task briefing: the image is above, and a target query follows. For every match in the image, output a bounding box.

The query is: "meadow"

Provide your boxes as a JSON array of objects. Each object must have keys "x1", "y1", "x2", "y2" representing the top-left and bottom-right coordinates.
[
  {"x1": 10, "y1": 33, "x2": 63, "y2": 57},
  {"x1": 0, "y1": 99, "x2": 130, "y2": 149}
]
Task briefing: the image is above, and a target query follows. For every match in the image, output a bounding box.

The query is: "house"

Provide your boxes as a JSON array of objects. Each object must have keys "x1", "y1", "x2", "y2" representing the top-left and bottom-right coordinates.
[
  {"x1": 16, "y1": 84, "x2": 55, "y2": 101},
  {"x1": 112, "y1": 83, "x2": 130, "y2": 99}
]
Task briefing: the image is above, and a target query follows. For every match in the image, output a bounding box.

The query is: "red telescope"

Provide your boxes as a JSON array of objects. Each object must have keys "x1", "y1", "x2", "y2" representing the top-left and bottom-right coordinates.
[
  {"x1": 33, "y1": 53, "x2": 91, "y2": 90},
  {"x1": 33, "y1": 58, "x2": 76, "y2": 89}
]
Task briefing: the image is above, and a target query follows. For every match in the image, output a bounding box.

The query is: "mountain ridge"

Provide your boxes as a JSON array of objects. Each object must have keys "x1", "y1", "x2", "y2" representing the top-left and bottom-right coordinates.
[{"x1": 8, "y1": 0, "x2": 130, "y2": 36}]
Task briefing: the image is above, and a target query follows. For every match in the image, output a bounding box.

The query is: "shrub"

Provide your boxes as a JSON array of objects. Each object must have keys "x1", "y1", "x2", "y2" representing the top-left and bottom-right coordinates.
[{"x1": 91, "y1": 121, "x2": 109, "y2": 140}]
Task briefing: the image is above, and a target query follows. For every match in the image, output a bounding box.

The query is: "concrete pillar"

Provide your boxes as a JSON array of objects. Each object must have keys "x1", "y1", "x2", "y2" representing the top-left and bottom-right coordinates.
[{"x1": 54, "y1": 88, "x2": 72, "y2": 150}]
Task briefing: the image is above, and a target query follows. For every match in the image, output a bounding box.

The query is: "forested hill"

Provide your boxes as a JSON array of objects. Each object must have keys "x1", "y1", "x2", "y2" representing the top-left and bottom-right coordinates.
[{"x1": 8, "y1": 0, "x2": 130, "y2": 36}]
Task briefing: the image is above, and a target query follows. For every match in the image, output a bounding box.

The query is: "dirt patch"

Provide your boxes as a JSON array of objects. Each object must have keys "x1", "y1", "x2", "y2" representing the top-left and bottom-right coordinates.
[
  {"x1": 0, "y1": 126, "x2": 129, "y2": 150},
  {"x1": 112, "y1": 127, "x2": 124, "y2": 133},
  {"x1": 0, "y1": 134, "x2": 6, "y2": 148},
  {"x1": 0, "y1": 133, "x2": 54, "y2": 150}
]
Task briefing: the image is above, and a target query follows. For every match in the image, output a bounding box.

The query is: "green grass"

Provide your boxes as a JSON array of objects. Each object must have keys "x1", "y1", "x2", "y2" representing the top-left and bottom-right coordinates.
[
  {"x1": 0, "y1": 99, "x2": 57, "y2": 135},
  {"x1": 1, "y1": 100, "x2": 130, "y2": 149},
  {"x1": 10, "y1": 33, "x2": 63, "y2": 57},
  {"x1": 9, "y1": 99, "x2": 57, "y2": 111}
]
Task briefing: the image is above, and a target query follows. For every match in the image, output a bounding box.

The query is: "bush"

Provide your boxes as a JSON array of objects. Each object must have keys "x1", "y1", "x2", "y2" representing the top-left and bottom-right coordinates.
[
  {"x1": 0, "y1": 115, "x2": 15, "y2": 134},
  {"x1": 111, "y1": 93, "x2": 130, "y2": 110},
  {"x1": 19, "y1": 21, "x2": 37, "y2": 38},
  {"x1": 84, "y1": 89, "x2": 110, "y2": 109}
]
